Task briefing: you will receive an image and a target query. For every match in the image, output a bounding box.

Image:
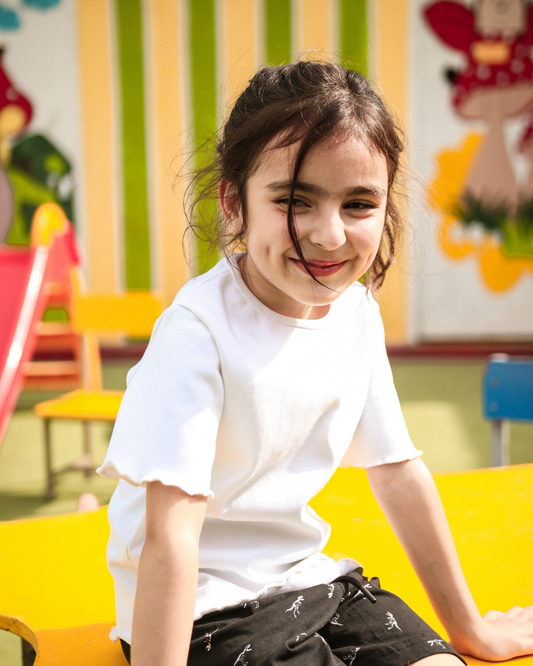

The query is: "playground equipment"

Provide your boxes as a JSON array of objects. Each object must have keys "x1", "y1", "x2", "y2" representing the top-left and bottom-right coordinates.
[
  {"x1": 34, "y1": 254, "x2": 164, "y2": 500},
  {"x1": 0, "y1": 464, "x2": 532, "y2": 665},
  {"x1": 483, "y1": 354, "x2": 533, "y2": 466},
  {"x1": 0, "y1": 203, "x2": 79, "y2": 446},
  {"x1": 0, "y1": 201, "x2": 164, "y2": 497}
]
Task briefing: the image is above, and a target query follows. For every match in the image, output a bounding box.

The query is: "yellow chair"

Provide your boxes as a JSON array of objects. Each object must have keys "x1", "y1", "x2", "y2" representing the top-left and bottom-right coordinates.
[
  {"x1": 34, "y1": 269, "x2": 164, "y2": 500},
  {"x1": 0, "y1": 465, "x2": 532, "y2": 665}
]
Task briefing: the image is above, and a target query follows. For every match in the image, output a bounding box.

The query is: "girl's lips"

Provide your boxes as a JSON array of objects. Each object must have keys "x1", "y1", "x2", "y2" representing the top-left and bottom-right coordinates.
[{"x1": 290, "y1": 257, "x2": 348, "y2": 277}]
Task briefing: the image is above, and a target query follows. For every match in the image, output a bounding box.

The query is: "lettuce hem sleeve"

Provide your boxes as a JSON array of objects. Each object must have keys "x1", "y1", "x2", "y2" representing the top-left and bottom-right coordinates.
[
  {"x1": 96, "y1": 460, "x2": 215, "y2": 498},
  {"x1": 340, "y1": 447, "x2": 423, "y2": 470}
]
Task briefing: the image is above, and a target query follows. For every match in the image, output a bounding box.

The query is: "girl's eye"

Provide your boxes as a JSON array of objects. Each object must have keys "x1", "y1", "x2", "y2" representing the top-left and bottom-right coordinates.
[
  {"x1": 345, "y1": 200, "x2": 377, "y2": 211},
  {"x1": 277, "y1": 197, "x2": 308, "y2": 207}
]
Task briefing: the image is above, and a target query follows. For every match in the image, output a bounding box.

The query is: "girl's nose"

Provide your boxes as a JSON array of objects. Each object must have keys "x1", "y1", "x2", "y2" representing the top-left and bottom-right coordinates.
[{"x1": 308, "y1": 208, "x2": 346, "y2": 249}]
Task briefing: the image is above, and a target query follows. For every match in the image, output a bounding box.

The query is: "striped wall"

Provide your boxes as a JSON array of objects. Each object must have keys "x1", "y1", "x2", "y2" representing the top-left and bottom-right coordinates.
[
  {"x1": 75, "y1": 0, "x2": 408, "y2": 340},
  {"x1": 372, "y1": 0, "x2": 409, "y2": 344}
]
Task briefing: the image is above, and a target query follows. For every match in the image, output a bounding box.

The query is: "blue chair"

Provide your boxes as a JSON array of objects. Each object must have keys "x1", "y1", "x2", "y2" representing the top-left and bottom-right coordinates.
[{"x1": 483, "y1": 354, "x2": 533, "y2": 466}]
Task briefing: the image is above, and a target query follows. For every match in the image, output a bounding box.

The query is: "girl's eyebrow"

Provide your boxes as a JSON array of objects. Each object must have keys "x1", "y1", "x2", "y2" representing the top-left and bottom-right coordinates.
[{"x1": 266, "y1": 180, "x2": 387, "y2": 200}]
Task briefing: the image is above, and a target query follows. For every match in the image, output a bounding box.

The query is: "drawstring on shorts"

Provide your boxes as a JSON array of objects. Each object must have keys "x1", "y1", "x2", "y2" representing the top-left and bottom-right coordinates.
[{"x1": 335, "y1": 569, "x2": 378, "y2": 603}]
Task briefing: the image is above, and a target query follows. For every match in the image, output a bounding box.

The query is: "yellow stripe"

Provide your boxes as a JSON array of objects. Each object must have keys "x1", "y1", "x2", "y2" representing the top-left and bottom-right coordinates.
[
  {"x1": 76, "y1": 0, "x2": 119, "y2": 291},
  {"x1": 145, "y1": 0, "x2": 188, "y2": 305},
  {"x1": 373, "y1": 0, "x2": 408, "y2": 344},
  {"x1": 222, "y1": 0, "x2": 258, "y2": 107},
  {"x1": 374, "y1": 0, "x2": 407, "y2": 123},
  {"x1": 296, "y1": 0, "x2": 334, "y2": 56}
]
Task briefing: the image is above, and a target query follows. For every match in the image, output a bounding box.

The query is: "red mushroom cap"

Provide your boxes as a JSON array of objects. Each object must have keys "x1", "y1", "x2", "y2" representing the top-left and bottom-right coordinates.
[{"x1": 0, "y1": 48, "x2": 33, "y2": 132}]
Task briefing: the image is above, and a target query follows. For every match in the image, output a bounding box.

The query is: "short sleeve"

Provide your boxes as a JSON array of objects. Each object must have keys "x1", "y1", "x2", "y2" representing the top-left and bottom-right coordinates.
[
  {"x1": 97, "y1": 305, "x2": 223, "y2": 497},
  {"x1": 341, "y1": 307, "x2": 422, "y2": 469}
]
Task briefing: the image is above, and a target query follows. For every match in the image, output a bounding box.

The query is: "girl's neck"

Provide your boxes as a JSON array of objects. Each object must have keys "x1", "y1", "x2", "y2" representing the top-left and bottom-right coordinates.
[{"x1": 237, "y1": 254, "x2": 331, "y2": 320}]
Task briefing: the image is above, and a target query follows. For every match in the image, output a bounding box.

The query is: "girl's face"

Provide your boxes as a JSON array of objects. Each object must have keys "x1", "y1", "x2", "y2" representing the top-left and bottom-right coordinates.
[{"x1": 223, "y1": 134, "x2": 389, "y2": 320}]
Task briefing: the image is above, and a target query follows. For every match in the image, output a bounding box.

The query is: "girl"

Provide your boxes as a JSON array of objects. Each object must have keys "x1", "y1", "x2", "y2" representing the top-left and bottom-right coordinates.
[{"x1": 98, "y1": 61, "x2": 533, "y2": 666}]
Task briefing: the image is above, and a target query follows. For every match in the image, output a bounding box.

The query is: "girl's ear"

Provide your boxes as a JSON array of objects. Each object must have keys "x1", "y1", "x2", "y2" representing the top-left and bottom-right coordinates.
[{"x1": 219, "y1": 180, "x2": 243, "y2": 234}]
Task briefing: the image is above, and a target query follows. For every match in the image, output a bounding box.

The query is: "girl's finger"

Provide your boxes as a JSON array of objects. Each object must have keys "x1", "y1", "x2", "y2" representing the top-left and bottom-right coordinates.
[
  {"x1": 502, "y1": 606, "x2": 527, "y2": 620},
  {"x1": 516, "y1": 606, "x2": 533, "y2": 625},
  {"x1": 484, "y1": 606, "x2": 531, "y2": 621},
  {"x1": 484, "y1": 609, "x2": 504, "y2": 620}
]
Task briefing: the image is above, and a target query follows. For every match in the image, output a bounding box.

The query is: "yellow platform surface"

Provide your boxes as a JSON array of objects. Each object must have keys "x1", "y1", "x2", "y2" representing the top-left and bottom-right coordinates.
[
  {"x1": 0, "y1": 507, "x2": 124, "y2": 665},
  {"x1": 34, "y1": 389, "x2": 123, "y2": 421},
  {"x1": 313, "y1": 464, "x2": 533, "y2": 665},
  {"x1": 0, "y1": 464, "x2": 531, "y2": 664}
]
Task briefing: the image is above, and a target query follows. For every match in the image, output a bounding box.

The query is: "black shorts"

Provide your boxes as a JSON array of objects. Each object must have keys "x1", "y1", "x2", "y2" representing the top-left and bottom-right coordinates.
[{"x1": 121, "y1": 569, "x2": 466, "y2": 665}]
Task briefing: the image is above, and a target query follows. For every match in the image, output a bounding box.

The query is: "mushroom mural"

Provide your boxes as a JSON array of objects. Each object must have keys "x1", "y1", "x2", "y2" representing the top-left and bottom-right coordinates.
[
  {"x1": 0, "y1": 47, "x2": 75, "y2": 246},
  {"x1": 424, "y1": 0, "x2": 533, "y2": 287},
  {"x1": 0, "y1": 47, "x2": 32, "y2": 242},
  {"x1": 517, "y1": 102, "x2": 533, "y2": 196}
]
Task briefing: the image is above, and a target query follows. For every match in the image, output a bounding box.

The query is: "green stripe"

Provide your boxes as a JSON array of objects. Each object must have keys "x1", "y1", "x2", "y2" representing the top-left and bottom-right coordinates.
[
  {"x1": 190, "y1": 0, "x2": 219, "y2": 274},
  {"x1": 116, "y1": 0, "x2": 151, "y2": 289},
  {"x1": 265, "y1": 0, "x2": 291, "y2": 66},
  {"x1": 340, "y1": 0, "x2": 368, "y2": 76}
]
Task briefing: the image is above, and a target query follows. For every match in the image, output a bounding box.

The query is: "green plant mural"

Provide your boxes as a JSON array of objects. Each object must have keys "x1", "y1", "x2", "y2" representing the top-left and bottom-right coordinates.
[
  {"x1": 6, "y1": 134, "x2": 74, "y2": 245},
  {"x1": 452, "y1": 192, "x2": 533, "y2": 259}
]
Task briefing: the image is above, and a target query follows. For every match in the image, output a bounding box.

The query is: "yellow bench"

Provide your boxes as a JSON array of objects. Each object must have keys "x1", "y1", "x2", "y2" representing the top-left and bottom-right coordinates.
[{"x1": 1, "y1": 465, "x2": 532, "y2": 665}]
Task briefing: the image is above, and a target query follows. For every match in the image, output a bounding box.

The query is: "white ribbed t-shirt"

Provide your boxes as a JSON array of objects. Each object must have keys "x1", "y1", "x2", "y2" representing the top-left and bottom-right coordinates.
[{"x1": 97, "y1": 256, "x2": 421, "y2": 644}]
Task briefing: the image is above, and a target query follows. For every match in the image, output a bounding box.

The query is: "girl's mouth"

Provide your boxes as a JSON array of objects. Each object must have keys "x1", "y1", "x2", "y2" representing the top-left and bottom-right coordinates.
[{"x1": 290, "y1": 258, "x2": 348, "y2": 277}]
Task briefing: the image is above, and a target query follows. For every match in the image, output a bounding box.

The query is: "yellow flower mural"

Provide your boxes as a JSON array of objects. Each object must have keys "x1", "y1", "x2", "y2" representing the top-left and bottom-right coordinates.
[{"x1": 429, "y1": 133, "x2": 533, "y2": 291}]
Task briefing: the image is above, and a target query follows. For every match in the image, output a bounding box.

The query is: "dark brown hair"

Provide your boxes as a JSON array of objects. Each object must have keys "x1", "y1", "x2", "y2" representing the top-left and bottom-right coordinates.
[{"x1": 185, "y1": 60, "x2": 404, "y2": 289}]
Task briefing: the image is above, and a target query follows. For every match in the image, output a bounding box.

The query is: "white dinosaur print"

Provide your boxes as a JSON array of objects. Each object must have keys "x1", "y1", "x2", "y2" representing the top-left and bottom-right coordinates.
[
  {"x1": 286, "y1": 595, "x2": 304, "y2": 618},
  {"x1": 428, "y1": 639, "x2": 447, "y2": 650},
  {"x1": 327, "y1": 583, "x2": 335, "y2": 598},
  {"x1": 234, "y1": 643, "x2": 252, "y2": 665},
  {"x1": 314, "y1": 632, "x2": 328, "y2": 646},
  {"x1": 385, "y1": 612, "x2": 402, "y2": 632},
  {"x1": 343, "y1": 647, "x2": 360, "y2": 665},
  {"x1": 204, "y1": 628, "x2": 219, "y2": 651},
  {"x1": 295, "y1": 632, "x2": 308, "y2": 642},
  {"x1": 329, "y1": 612, "x2": 343, "y2": 626},
  {"x1": 242, "y1": 600, "x2": 260, "y2": 609}
]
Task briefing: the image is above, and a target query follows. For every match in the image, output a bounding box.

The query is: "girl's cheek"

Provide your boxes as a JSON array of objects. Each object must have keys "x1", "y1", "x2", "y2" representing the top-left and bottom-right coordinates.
[
  {"x1": 350, "y1": 227, "x2": 376, "y2": 250},
  {"x1": 277, "y1": 215, "x2": 293, "y2": 239}
]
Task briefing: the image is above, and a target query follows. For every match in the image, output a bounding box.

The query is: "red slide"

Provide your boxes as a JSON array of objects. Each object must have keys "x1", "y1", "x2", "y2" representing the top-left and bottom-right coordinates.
[{"x1": 0, "y1": 204, "x2": 79, "y2": 446}]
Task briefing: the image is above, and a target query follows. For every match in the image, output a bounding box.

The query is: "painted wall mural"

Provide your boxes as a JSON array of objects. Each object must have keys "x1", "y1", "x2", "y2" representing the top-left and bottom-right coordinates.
[
  {"x1": 424, "y1": 0, "x2": 533, "y2": 292},
  {"x1": 0, "y1": 0, "x2": 75, "y2": 247},
  {"x1": 0, "y1": 46, "x2": 32, "y2": 241},
  {"x1": 0, "y1": 0, "x2": 370, "y2": 296},
  {"x1": 3, "y1": 0, "x2": 529, "y2": 340},
  {"x1": 410, "y1": 0, "x2": 533, "y2": 340},
  {"x1": 0, "y1": 0, "x2": 59, "y2": 31}
]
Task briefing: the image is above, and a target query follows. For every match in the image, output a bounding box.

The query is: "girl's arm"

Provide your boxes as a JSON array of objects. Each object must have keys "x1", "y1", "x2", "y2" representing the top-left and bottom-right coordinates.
[
  {"x1": 131, "y1": 481, "x2": 207, "y2": 666},
  {"x1": 366, "y1": 457, "x2": 533, "y2": 661}
]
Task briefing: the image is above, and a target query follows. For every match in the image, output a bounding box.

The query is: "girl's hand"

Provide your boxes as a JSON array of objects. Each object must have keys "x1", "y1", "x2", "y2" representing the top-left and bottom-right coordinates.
[{"x1": 449, "y1": 606, "x2": 533, "y2": 662}]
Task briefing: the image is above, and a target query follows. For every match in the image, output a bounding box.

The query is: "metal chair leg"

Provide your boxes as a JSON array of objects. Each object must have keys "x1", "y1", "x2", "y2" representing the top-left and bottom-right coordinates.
[
  {"x1": 491, "y1": 419, "x2": 510, "y2": 467},
  {"x1": 82, "y1": 420, "x2": 94, "y2": 478},
  {"x1": 43, "y1": 418, "x2": 55, "y2": 500}
]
